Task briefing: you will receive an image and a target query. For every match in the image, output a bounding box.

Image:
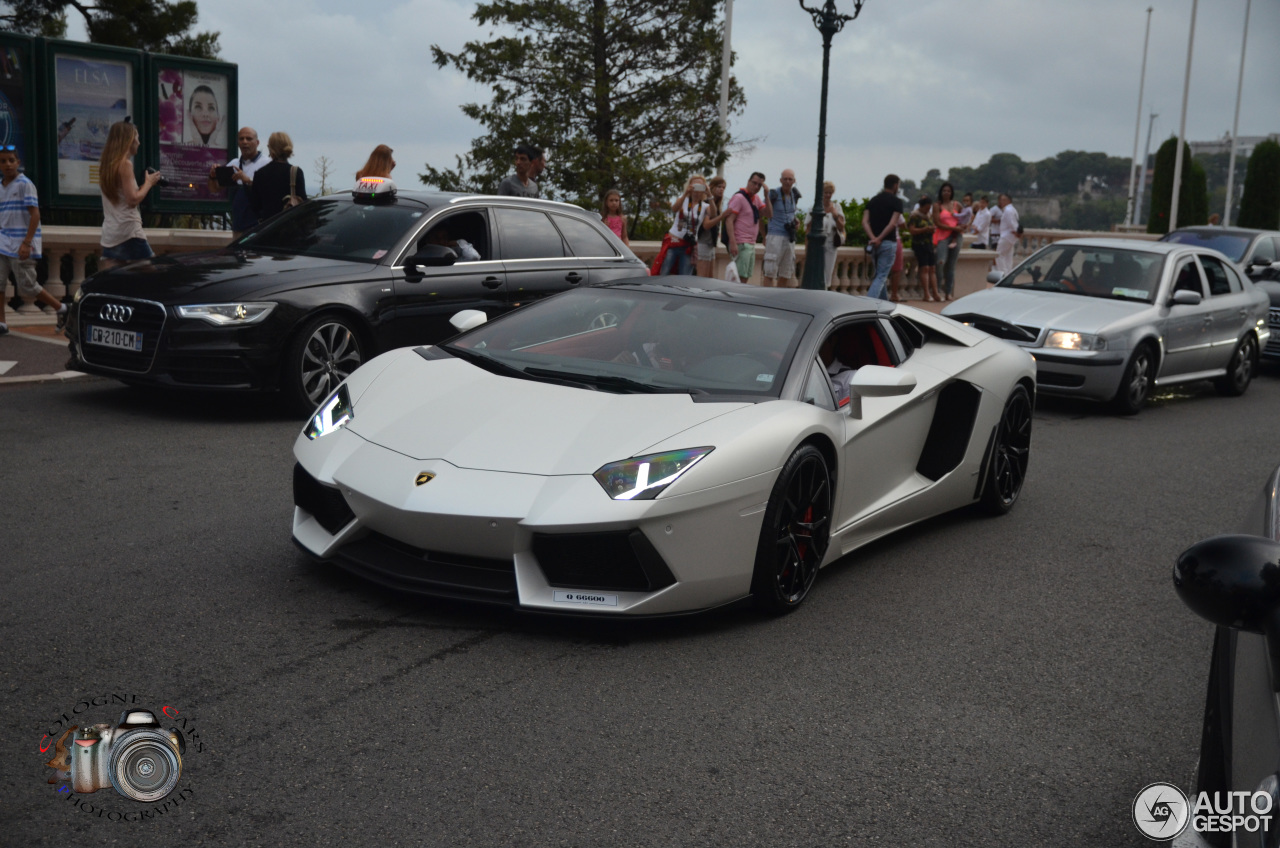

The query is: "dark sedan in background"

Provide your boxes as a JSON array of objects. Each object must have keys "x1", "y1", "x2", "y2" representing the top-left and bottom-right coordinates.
[
  {"x1": 1161, "y1": 226, "x2": 1280, "y2": 363},
  {"x1": 1173, "y1": 465, "x2": 1280, "y2": 848},
  {"x1": 66, "y1": 185, "x2": 647, "y2": 413}
]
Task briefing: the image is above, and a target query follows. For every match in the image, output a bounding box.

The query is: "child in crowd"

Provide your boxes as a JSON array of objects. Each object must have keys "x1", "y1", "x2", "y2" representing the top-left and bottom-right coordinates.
[
  {"x1": 601, "y1": 189, "x2": 629, "y2": 246},
  {"x1": 0, "y1": 146, "x2": 64, "y2": 335}
]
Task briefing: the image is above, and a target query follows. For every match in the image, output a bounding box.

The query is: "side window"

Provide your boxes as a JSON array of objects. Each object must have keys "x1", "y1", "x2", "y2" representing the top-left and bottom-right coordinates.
[
  {"x1": 416, "y1": 211, "x2": 490, "y2": 262},
  {"x1": 1198, "y1": 255, "x2": 1235, "y2": 295},
  {"x1": 1172, "y1": 259, "x2": 1205, "y2": 295},
  {"x1": 888, "y1": 316, "x2": 924, "y2": 361},
  {"x1": 494, "y1": 208, "x2": 566, "y2": 260},
  {"x1": 801, "y1": 358, "x2": 837, "y2": 411},
  {"x1": 553, "y1": 214, "x2": 618, "y2": 258}
]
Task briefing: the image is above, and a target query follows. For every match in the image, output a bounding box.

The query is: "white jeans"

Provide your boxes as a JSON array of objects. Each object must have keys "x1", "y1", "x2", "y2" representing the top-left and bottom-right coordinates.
[{"x1": 995, "y1": 235, "x2": 1017, "y2": 274}]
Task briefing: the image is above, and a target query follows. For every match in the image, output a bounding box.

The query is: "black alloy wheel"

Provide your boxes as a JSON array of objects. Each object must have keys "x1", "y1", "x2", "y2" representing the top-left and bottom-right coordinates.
[
  {"x1": 1214, "y1": 334, "x2": 1257, "y2": 397},
  {"x1": 981, "y1": 385, "x2": 1032, "y2": 515},
  {"x1": 286, "y1": 315, "x2": 364, "y2": 416},
  {"x1": 1111, "y1": 343, "x2": 1156, "y2": 415},
  {"x1": 751, "y1": 445, "x2": 832, "y2": 614}
]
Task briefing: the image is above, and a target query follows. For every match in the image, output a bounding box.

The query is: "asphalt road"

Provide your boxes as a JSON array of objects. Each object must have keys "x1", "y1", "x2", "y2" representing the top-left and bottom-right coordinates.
[{"x1": 3, "y1": 369, "x2": 1278, "y2": 847}]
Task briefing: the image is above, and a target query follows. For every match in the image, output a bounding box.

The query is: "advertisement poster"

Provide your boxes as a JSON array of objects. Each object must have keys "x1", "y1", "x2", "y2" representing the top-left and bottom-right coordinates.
[
  {"x1": 0, "y1": 46, "x2": 27, "y2": 166},
  {"x1": 54, "y1": 55, "x2": 132, "y2": 195},
  {"x1": 157, "y1": 67, "x2": 228, "y2": 202}
]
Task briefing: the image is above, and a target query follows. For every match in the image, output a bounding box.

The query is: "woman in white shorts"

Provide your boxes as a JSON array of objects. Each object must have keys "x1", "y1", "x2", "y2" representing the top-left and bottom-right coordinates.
[{"x1": 695, "y1": 176, "x2": 730, "y2": 278}]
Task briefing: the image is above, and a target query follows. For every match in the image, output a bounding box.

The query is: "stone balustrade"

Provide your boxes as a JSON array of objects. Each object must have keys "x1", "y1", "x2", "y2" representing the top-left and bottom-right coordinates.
[{"x1": 4, "y1": 225, "x2": 1160, "y2": 314}]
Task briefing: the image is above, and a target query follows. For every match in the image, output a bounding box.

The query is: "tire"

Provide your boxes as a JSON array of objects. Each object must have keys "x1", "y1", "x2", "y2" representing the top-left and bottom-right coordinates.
[
  {"x1": 750, "y1": 445, "x2": 832, "y2": 614},
  {"x1": 284, "y1": 314, "x2": 365, "y2": 416},
  {"x1": 1213, "y1": 334, "x2": 1256, "y2": 397},
  {"x1": 980, "y1": 385, "x2": 1032, "y2": 515},
  {"x1": 1110, "y1": 343, "x2": 1156, "y2": 415}
]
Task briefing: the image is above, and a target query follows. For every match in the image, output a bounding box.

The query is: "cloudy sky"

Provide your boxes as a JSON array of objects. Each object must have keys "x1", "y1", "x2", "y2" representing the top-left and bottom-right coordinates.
[{"x1": 73, "y1": 0, "x2": 1280, "y2": 201}]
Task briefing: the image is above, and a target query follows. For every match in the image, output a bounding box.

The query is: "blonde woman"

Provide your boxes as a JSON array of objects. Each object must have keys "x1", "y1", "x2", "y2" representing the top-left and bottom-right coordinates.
[
  {"x1": 696, "y1": 176, "x2": 730, "y2": 277},
  {"x1": 356, "y1": 144, "x2": 395, "y2": 180},
  {"x1": 251, "y1": 132, "x2": 307, "y2": 221},
  {"x1": 657, "y1": 175, "x2": 710, "y2": 276},
  {"x1": 99, "y1": 121, "x2": 162, "y2": 268}
]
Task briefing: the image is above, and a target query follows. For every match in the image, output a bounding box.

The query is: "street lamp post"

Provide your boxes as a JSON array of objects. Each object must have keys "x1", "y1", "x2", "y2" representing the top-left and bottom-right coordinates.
[{"x1": 798, "y1": 0, "x2": 864, "y2": 291}]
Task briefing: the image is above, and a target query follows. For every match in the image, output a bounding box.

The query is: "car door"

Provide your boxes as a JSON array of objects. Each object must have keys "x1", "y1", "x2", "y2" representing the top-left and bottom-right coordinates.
[
  {"x1": 548, "y1": 211, "x2": 637, "y2": 285},
  {"x1": 388, "y1": 208, "x2": 508, "y2": 348},
  {"x1": 825, "y1": 318, "x2": 947, "y2": 532},
  {"x1": 1198, "y1": 253, "x2": 1254, "y2": 369},
  {"x1": 494, "y1": 206, "x2": 585, "y2": 305},
  {"x1": 1158, "y1": 255, "x2": 1214, "y2": 377}
]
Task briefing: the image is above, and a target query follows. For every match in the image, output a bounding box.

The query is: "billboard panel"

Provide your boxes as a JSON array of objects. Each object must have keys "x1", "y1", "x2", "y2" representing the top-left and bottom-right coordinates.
[
  {"x1": 151, "y1": 57, "x2": 235, "y2": 211},
  {"x1": 53, "y1": 54, "x2": 133, "y2": 196}
]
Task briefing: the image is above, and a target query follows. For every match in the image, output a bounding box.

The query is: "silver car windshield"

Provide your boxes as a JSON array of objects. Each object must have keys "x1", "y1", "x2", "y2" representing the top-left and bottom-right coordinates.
[
  {"x1": 999, "y1": 244, "x2": 1165, "y2": 304},
  {"x1": 448, "y1": 288, "x2": 811, "y2": 397}
]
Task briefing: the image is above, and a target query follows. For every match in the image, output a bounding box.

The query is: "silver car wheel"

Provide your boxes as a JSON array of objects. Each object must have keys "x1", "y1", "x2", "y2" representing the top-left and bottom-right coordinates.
[
  {"x1": 1112, "y1": 345, "x2": 1154, "y2": 415},
  {"x1": 1215, "y1": 335, "x2": 1256, "y2": 397},
  {"x1": 301, "y1": 321, "x2": 363, "y2": 405}
]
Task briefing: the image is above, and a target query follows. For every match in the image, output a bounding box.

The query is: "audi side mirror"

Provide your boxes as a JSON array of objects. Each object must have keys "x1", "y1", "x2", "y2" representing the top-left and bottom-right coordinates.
[
  {"x1": 1171, "y1": 289, "x2": 1202, "y2": 306},
  {"x1": 1174, "y1": 534, "x2": 1280, "y2": 690},
  {"x1": 846, "y1": 365, "x2": 916, "y2": 419}
]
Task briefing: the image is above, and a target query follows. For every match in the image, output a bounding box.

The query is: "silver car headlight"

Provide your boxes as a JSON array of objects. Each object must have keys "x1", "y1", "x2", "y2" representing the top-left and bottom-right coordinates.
[
  {"x1": 177, "y1": 302, "x2": 276, "y2": 326},
  {"x1": 1044, "y1": 330, "x2": 1106, "y2": 351},
  {"x1": 304, "y1": 385, "x2": 353, "y2": 440},
  {"x1": 593, "y1": 447, "x2": 713, "y2": 501}
]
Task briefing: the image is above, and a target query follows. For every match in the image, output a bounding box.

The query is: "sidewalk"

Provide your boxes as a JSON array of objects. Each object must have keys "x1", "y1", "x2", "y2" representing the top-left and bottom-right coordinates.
[{"x1": 0, "y1": 309, "x2": 86, "y2": 385}]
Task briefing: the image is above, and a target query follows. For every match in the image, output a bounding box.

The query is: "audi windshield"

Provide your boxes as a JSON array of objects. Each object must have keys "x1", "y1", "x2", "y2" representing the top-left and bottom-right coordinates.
[{"x1": 235, "y1": 198, "x2": 425, "y2": 263}]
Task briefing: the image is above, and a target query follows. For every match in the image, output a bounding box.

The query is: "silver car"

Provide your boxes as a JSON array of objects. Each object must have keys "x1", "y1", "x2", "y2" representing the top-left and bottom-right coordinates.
[{"x1": 943, "y1": 238, "x2": 1271, "y2": 414}]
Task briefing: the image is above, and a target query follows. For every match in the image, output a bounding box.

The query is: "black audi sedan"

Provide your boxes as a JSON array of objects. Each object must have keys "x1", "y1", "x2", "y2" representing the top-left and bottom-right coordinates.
[
  {"x1": 66, "y1": 181, "x2": 648, "y2": 413},
  {"x1": 1173, "y1": 464, "x2": 1280, "y2": 847}
]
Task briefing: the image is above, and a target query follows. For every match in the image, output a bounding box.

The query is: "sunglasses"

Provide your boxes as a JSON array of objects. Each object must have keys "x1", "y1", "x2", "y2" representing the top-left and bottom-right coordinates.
[{"x1": 0, "y1": 145, "x2": 15, "y2": 151}]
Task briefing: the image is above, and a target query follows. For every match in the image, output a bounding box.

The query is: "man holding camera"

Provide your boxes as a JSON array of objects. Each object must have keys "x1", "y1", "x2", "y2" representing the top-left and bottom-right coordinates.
[
  {"x1": 208, "y1": 127, "x2": 267, "y2": 236},
  {"x1": 762, "y1": 169, "x2": 799, "y2": 287}
]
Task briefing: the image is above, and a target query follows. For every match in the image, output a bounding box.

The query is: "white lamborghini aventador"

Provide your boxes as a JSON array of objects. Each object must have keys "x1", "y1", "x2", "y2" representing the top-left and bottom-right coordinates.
[{"x1": 292, "y1": 278, "x2": 1036, "y2": 616}]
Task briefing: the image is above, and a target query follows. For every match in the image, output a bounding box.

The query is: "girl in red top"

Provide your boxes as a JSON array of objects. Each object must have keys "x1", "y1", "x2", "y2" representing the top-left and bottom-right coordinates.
[{"x1": 600, "y1": 189, "x2": 629, "y2": 246}]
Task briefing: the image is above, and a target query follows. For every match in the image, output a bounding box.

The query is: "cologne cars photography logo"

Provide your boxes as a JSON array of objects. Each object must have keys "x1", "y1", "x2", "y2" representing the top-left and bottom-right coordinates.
[
  {"x1": 38, "y1": 693, "x2": 203, "y2": 822},
  {"x1": 1132, "y1": 782, "x2": 1190, "y2": 840}
]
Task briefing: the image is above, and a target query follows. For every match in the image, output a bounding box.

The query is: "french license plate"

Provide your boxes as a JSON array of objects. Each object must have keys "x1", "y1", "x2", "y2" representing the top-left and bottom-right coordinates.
[{"x1": 86, "y1": 324, "x2": 143, "y2": 352}]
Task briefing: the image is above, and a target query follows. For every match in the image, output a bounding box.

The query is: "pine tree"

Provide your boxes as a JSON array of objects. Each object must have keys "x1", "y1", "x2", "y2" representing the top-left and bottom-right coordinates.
[
  {"x1": 0, "y1": 1, "x2": 220, "y2": 59},
  {"x1": 1147, "y1": 137, "x2": 1209, "y2": 234},
  {"x1": 1237, "y1": 139, "x2": 1280, "y2": 230},
  {"x1": 422, "y1": 0, "x2": 743, "y2": 230}
]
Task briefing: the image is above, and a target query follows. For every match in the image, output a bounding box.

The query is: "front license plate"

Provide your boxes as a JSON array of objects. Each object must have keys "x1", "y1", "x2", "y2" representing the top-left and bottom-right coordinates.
[
  {"x1": 86, "y1": 324, "x2": 143, "y2": 352},
  {"x1": 552, "y1": 590, "x2": 618, "y2": 607}
]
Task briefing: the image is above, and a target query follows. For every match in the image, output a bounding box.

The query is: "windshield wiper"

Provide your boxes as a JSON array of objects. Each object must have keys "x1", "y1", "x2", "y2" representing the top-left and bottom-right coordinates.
[
  {"x1": 439, "y1": 345, "x2": 585, "y2": 390},
  {"x1": 523, "y1": 367, "x2": 697, "y2": 395}
]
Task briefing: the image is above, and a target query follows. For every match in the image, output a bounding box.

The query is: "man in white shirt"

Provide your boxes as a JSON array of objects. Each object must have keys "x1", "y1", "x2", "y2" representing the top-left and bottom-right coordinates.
[
  {"x1": 208, "y1": 127, "x2": 268, "y2": 236},
  {"x1": 971, "y1": 195, "x2": 992, "y2": 249},
  {"x1": 995, "y1": 193, "x2": 1020, "y2": 274}
]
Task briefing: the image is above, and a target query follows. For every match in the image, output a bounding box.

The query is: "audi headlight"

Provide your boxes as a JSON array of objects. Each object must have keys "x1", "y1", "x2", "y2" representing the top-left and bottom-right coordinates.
[
  {"x1": 304, "y1": 385, "x2": 353, "y2": 440},
  {"x1": 1043, "y1": 330, "x2": 1106, "y2": 351},
  {"x1": 593, "y1": 447, "x2": 713, "y2": 501},
  {"x1": 177, "y1": 302, "x2": 276, "y2": 326}
]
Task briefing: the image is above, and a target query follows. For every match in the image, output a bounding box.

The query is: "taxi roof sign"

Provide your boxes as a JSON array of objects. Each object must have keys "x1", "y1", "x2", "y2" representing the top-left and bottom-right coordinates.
[{"x1": 353, "y1": 176, "x2": 397, "y2": 203}]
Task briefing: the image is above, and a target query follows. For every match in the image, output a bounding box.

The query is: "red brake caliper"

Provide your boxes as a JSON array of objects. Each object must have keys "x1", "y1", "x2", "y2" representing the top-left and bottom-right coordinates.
[{"x1": 797, "y1": 506, "x2": 811, "y2": 559}]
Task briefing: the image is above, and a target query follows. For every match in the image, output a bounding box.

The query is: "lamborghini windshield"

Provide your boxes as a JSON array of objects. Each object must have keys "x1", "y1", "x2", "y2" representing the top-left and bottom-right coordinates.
[
  {"x1": 447, "y1": 288, "x2": 810, "y2": 397},
  {"x1": 1000, "y1": 244, "x2": 1166, "y2": 304}
]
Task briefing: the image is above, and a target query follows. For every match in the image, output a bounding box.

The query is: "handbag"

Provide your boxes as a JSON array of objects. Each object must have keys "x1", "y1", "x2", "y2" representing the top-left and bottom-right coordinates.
[
  {"x1": 282, "y1": 165, "x2": 303, "y2": 210},
  {"x1": 828, "y1": 212, "x2": 844, "y2": 248}
]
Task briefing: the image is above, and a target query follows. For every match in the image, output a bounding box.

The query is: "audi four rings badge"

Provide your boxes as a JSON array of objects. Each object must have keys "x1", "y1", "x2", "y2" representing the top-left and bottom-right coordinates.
[{"x1": 99, "y1": 304, "x2": 133, "y2": 323}]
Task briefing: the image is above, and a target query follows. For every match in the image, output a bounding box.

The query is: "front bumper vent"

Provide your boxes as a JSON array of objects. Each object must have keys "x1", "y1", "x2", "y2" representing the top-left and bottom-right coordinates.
[
  {"x1": 293, "y1": 463, "x2": 355, "y2": 534},
  {"x1": 532, "y1": 530, "x2": 676, "y2": 593}
]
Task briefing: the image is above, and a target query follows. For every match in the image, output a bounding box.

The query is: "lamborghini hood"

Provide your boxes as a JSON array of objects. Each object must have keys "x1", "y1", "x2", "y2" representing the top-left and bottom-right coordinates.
[{"x1": 345, "y1": 352, "x2": 750, "y2": 475}]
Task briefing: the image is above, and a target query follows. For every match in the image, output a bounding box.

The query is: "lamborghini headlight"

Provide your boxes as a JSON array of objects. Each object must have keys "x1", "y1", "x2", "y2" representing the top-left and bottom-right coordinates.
[
  {"x1": 593, "y1": 447, "x2": 714, "y2": 501},
  {"x1": 1043, "y1": 330, "x2": 1106, "y2": 351},
  {"x1": 304, "y1": 385, "x2": 353, "y2": 440},
  {"x1": 177, "y1": 302, "x2": 276, "y2": 326}
]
